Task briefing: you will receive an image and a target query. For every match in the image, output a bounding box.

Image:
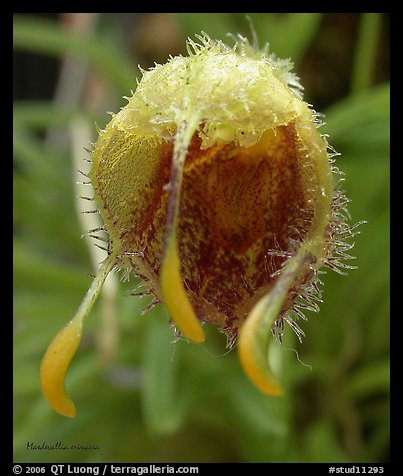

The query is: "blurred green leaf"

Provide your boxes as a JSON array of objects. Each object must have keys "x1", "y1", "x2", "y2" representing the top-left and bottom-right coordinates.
[
  {"x1": 225, "y1": 366, "x2": 292, "y2": 462},
  {"x1": 13, "y1": 239, "x2": 88, "y2": 294},
  {"x1": 175, "y1": 13, "x2": 322, "y2": 65},
  {"x1": 173, "y1": 13, "x2": 239, "y2": 43},
  {"x1": 305, "y1": 421, "x2": 351, "y2": 463},
  {"x1": 13, "y1": 101, "x2": 99, "y2": 129},
  {"x1": 141, "y1": 312, "x2": 186, "y2": 435},
  {"x1": 351, "y1": 14, "x2": 383, "y2": 94},
  {"x1": 13, "y1": 125, "x2": 68, "y2": 180},
  {"x1": 247, "y1": 13, "x2": 322, "y2": 64},
  {"x1": 324, "y1": 83, "x2": 390, "y2": 154},
  {"x1": 13, "y1": 15, "x2": 136, "y2": 94},
  {"x1": 346, "y1": 360, "x2": 390, "y2": 399}
]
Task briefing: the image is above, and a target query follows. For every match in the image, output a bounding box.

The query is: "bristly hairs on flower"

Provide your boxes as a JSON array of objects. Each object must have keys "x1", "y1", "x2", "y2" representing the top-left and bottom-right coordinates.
[{"x1": 40, "y1": 30, "x2": 364, "y2": 417}]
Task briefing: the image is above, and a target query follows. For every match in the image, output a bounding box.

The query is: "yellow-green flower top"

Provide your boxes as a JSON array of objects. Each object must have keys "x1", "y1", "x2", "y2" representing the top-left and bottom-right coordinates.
[
  {"x1": 40, "y1": 33, "x2": 358, "y2": 417},
  {"x1": 116, "y1": 34, "x2": 305, "y2": 148}
]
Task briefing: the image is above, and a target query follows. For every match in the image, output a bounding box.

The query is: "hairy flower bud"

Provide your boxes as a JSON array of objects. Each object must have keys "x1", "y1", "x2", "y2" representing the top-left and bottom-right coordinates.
[{"x1": 41, "y1": 33, "x2": 359, "y2": 417}]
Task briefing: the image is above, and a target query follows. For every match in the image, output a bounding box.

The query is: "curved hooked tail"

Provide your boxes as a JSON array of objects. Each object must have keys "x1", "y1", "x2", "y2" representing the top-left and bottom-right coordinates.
[
  {"x1": 238, "y1": 249, "x2": 313, "y2": 395},
  {"x1": 160, "y1": 120, "x2": 205, "y2": 344},
  {"x1": 40, "y1": 251, "x2": 118, "y2": 417}
]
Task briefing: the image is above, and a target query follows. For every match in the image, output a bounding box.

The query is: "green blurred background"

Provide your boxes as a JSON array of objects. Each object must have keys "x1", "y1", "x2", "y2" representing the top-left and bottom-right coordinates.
[{"x1": 13, "y1": 13, "x2": 390, "y2": 463}]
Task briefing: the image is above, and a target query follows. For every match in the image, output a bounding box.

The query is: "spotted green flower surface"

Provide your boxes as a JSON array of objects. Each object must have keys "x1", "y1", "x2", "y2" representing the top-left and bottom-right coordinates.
[{"x1": 40, "y1": 33, "x2": 358, "y2": 418}]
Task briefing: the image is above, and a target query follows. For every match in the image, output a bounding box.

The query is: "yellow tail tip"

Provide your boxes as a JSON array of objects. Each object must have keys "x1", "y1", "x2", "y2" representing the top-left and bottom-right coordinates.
[
  {"x1": 40, "y1": 318, "x2": 83, "y2": 418},
  {"x1": 161, "y1": 236, "x2": 205, "y2": 343},
  {"x1": 187, "y1": 325, "x2": 205, "y2": 343},
  {"x1": 237, "y1": 296, "x2": 284, "y2": 397},
  {"x1": 238, "y1": 335, "x2": 284, "y2": 397}
]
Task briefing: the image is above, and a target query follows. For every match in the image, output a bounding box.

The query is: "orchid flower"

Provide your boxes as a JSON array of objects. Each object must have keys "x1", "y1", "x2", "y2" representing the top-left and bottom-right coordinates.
[{"x1": 41, "y1": 33, "x2": 359, "y2": 417}]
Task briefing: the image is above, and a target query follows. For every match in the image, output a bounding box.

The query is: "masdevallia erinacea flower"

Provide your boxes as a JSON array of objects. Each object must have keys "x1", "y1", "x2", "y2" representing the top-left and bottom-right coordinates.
[{"x1": 41, "y1": 33, "x2": 360, "y2": 417}]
